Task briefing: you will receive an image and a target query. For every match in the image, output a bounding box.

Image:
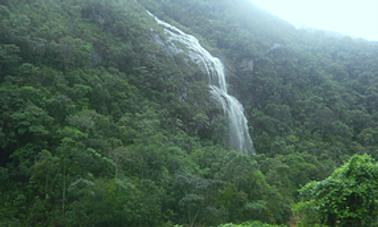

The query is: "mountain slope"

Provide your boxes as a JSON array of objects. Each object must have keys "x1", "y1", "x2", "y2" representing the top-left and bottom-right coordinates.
[
  {"x1": 1, "y1": 0, "x2": 378, "y2": 226},
  {"x1": 143, "y1": 0, "x2": 378, "y2": 160}
]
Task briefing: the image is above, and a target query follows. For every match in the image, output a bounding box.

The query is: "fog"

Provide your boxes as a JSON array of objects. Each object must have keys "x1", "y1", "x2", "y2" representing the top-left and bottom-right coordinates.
[{"x1": 251, "y1": 0, "x2": 378, "y2": 41}]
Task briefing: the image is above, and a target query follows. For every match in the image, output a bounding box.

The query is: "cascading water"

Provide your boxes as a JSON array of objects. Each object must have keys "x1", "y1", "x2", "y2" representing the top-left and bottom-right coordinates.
[{"x1": 148, "y1": 12, "x2": 255, "y2": 155}]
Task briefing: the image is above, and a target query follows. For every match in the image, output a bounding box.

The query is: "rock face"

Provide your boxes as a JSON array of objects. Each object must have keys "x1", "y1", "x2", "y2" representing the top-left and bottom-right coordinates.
[
  {"x1": 240, "y1": 58, "x2": 254, "y2": 73},
  {"x1": 239, "y1": 43, "x2": 283, "y2": 73}
]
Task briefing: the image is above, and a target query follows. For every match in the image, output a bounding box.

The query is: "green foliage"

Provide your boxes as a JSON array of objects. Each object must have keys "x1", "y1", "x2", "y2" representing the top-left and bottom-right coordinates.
[
  {"x1": 1, "y1": 0, "x2": 378, "y2": 226},
  {"x1": 218, "y1": 220, "x2": 285, "y2": 227},
  {"x1": 295, "y1": 155, "x2": 378, "y2": 226}
]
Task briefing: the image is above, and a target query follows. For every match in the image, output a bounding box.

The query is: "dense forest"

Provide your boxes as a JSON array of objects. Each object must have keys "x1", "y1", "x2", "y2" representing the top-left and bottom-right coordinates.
[{"x1": 1, "y1": 0, "x2": 378, "y2": 226}]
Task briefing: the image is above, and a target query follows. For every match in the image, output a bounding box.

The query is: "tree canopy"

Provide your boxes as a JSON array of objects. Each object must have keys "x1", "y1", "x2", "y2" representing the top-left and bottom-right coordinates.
[
  {"x1": 295, "y1": 154, "x2": 378, "y2": 227},
  {"x1": 1, "y1": 0, "x2": 378, "y2": 226}
]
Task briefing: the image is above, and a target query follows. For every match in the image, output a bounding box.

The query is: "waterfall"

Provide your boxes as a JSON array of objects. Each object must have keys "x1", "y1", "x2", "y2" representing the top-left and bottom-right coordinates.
[{"x1": 148, "y1": 12, "x2": 255, "y2": 155}]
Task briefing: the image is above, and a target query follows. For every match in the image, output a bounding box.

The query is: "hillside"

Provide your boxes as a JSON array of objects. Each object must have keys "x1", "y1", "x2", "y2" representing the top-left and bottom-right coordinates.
[{"x1": 1, "y1": 0, "x2": 378, "y2": 226}]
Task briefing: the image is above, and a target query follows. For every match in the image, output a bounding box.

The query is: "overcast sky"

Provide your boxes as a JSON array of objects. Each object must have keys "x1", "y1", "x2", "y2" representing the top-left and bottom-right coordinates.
[{"x1": 250, "y1": 0, "x2": 378, "y2": 41}]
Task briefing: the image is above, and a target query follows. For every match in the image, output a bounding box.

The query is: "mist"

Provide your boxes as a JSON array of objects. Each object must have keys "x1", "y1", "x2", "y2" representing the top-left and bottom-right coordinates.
[{"x1": 251, "y1": 0, "x2": 378, "y2": 41}]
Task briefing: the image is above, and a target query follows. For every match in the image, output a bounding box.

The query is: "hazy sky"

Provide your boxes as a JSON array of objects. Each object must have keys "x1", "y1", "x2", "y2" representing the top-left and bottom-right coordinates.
[{"x1": 250, "y1": 0, "x2": 378, "y2": 41}]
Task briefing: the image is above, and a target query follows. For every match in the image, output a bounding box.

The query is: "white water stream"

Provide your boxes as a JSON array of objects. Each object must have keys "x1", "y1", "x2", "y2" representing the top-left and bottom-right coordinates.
[{"x1": 148, "y1": 12, "x2": 255, "y2": 154}]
